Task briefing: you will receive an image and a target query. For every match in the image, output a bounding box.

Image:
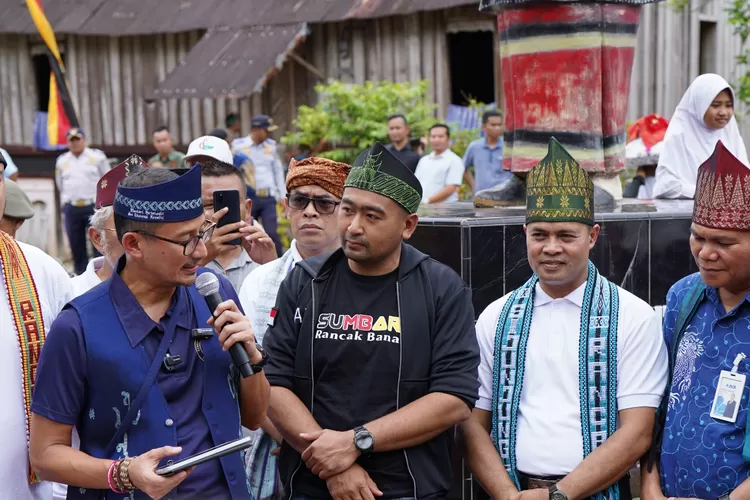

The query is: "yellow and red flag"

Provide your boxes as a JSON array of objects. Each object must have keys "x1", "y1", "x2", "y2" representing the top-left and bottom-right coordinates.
[{"x1": 25, "y1": 0, "x2": 79, "y2": 146}]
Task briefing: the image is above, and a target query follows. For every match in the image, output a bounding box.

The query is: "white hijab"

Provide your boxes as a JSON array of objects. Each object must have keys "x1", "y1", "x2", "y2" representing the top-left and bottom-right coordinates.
[{"x1": 653, "y1": 73, "x2": 749, "y2": 199}]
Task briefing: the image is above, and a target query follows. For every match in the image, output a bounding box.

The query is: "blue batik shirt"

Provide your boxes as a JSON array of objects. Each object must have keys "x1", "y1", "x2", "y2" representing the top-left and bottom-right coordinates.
[{"x1": 660, "y1": 273, "x2": 750, "y2": 499}]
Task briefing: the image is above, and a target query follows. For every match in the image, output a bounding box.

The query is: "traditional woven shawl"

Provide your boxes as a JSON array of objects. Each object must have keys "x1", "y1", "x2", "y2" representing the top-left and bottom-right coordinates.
[
  {"x1": 491, "y1": 261, "x2": 620, "y2": 500},
  {"x1": 0, "y1": 231, "x2": 45, "y2": 483}
]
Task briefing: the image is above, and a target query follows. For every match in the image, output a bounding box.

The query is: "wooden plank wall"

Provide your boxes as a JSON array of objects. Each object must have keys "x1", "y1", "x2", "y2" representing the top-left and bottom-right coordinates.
[
  {"x1": 627, "y1": 0, "x2": 750, "y2": 138},
  {"x1": 0, "y1": 31, "x2": 313, "y2": 147},
  {"x1": 308, "y1": 10, "x2": 454, "y2": 118}
]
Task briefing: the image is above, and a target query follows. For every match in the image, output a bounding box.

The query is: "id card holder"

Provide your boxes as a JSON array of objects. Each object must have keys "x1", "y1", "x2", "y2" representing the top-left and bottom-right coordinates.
[{"x1": 710, "y1": 353, "x2": 747, "y2": 424}]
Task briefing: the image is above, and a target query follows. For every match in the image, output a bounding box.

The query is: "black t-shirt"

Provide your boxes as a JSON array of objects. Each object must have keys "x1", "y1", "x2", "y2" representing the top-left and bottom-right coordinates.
[
  {"x1": 386, "y1": 143, "x2": 421, "y2": 173},
  {"x1": 294, "y1": 258, "x2": 413, "y2": 498}
]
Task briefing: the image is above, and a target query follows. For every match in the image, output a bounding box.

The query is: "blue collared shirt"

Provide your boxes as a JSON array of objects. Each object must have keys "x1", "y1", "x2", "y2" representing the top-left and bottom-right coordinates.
[
  {"x1": 463, "y1": 137, "x2": 509, "y2": 192},
  {"x1": 660, "y1": 273, "x2": 750, "y2": 499},
  {"x1": 32, "y1": 265, "x2": 238, "y2": 498}
]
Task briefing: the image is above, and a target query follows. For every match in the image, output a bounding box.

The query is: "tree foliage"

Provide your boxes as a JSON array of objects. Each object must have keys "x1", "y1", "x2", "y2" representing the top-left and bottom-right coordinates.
[
  {"x1": 728, "y1": 0, "x2": 750, "y2": 112},
  {"x1": 281, "y1": 80, "x2": 437, "y2": 164}
]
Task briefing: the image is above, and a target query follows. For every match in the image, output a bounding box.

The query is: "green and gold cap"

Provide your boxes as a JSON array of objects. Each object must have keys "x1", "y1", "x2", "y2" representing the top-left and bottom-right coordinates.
[
  {"x1": 345, "y1": 142, "x2": 423, "y2": 214},
  {"x1": 526, "y1": 137, "x2": 594, "y2": 226}
]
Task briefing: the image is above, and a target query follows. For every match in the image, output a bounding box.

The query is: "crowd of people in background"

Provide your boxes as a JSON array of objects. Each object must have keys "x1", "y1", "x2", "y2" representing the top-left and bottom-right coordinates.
[{"x1": 1, "y1": 71, "x2": 750, "y2": 500}]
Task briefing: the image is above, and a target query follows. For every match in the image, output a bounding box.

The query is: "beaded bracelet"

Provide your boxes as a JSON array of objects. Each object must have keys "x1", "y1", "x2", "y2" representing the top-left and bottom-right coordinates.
[{"x1": 107, "y1": 460, "x2": 127, "y2": 494}]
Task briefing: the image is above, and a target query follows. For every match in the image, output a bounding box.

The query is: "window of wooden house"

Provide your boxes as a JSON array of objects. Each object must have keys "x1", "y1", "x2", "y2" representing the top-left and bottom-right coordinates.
[
  {"x1": 30, "y1": 44, "x2": 66, "y2": 112},
  {"x1": 699, "y1": 20, "x2": 717, "y2": 75},
  {"x1": 447, "y1": 31, "x2": 496, "y2": 106}
]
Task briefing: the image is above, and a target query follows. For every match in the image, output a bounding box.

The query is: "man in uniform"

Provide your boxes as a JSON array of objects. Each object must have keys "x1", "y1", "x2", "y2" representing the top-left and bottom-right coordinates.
[
  {"x1": 55, "y1": 128, "x2": 110, "y2": 275},
  {"x1": 30, "y1": 165, "x2": 270, "y2": 499},
  {"x1": 643, "y1": 141, "x2": 750, "y2": 500},
  {"x1": 0, "y1": 156, "x2": 74, "y2": 499},
  {"x1": 264, "y1": 142, "x2": 480, "y2": 499},
  {"x1": 0, "y1": 179, "x2": 35, "y2": 238},
  {"x1": 148, "y1": 126, "x2": 185, "y2": 169},
  {"x1": 70, "y1": 155, "x2": 145, "y2": 296},
  {"x1": 462, "y1": 138, "x2": 668, "y2": 500},
  {"x1": 232, "y1": 115, "x2": 286, "y2": 256},
  {"x1": 238, "y1": 156, "x2": 351, "y2": 499}
]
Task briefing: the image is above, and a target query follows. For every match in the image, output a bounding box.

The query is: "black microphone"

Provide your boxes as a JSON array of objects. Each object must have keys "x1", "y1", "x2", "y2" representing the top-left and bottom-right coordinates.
[{"x1": 195, "y1": 272, "x2": 253, "y2": 378}]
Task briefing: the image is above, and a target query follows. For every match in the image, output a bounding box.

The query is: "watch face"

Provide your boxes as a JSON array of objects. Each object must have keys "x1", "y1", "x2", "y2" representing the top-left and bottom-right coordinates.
[
  {"x1": 356, "y1": 434, "x2": 373, "y2": 451},
  {"x1": 551, "y1": 491, "x2": 568, "y2": 500}
]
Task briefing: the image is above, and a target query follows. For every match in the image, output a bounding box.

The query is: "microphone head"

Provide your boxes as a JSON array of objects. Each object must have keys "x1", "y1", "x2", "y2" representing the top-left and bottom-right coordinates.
[{"x1": 195, "y1": 272, "x2": 221, "y2": 297}]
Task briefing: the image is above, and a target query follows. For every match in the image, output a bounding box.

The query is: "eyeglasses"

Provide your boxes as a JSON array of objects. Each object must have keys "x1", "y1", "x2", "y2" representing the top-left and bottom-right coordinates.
[
  {"x1": 135, "y1": 221, "x2": 216, "y2": 256},
  {"x1": 286, "y1": 193, "x2": 340, "y2": 215}
]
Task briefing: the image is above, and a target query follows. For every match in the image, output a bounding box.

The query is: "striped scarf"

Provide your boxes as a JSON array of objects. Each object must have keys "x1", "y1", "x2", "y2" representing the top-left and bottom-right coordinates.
[
  {"x1": 491, "y1": 261, "x2": 620, "y2": 500},
  {"x1": 0, "y1": 231, "x2": 46, "y2": 483}
]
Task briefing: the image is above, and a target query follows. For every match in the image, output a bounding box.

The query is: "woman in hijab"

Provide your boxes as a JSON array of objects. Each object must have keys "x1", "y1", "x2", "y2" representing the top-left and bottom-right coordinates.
[{"x1": 653, "y1": 73, "x2": 749, "y2": 199}]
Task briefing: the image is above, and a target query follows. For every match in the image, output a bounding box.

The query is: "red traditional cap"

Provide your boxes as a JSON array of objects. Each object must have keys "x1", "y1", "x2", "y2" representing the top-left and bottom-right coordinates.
[
  {"x1": 693, "y1": 141, "x2": 750, "y2": 231},
  {"x1": 627, "y1": 114, "x2": 669, "y2": 149},
  {"x1": 96, "y1": 154, "x2": 147, "y2": 209}
]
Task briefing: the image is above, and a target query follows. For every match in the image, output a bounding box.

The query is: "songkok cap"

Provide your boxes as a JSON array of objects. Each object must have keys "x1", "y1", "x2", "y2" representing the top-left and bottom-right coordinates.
[
  {"x1": 345, "y1": 142, "x2": 423, "y2": 214},
  {"x1": 3, "y1": 180, "x2": 35, "y2": 220},
  {"x1": 251, "y1": 115, "x2": 278, "y2": 131},
  {"x1": 626, "y1": 114, "x2": 669, "y2": 169},
  {"x1": 185, "y1": 136, "x2": 233, "y2": 165},
  {"x1": 66, "y1": 128, "x2": 85, "y2": 139},
  {"x1": 287, "y1": 157, "x2": 352, "y2": 199},
  {"x1": 526, "y1": 137, "x2": 594, "y2": 226},
  {"x1": 96, "y1": 155, "x2": 147, "y2": 209},
  {"x1": 114, "y1": 164, "x2": 203, "y2": 222},
  {"x1": 693, "y1": 140, "x2": 750, "y2": 231}
]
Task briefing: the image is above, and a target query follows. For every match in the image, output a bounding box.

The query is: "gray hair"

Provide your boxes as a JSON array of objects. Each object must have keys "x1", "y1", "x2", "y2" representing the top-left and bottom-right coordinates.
[{"x1": 89, "y1": 206, "x2": 113, "y2": 253}]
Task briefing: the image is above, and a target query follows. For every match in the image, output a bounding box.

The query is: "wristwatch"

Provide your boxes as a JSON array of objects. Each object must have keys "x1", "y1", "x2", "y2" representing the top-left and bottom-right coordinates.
[
  {"x1": 353, "y1": 426, "x2": 374, "y2": 455},
  {"x1": 250, "y1": 343, "x2": 268, "y2": 374},
  {"x1": 549, "y1": 484, "x2": 568, "y2": 500}
]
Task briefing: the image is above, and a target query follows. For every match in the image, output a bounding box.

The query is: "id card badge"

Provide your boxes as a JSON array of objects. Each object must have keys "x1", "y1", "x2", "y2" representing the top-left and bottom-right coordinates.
[{"x1": 710, "y1": 353, "x2": 747, "y2": 424}]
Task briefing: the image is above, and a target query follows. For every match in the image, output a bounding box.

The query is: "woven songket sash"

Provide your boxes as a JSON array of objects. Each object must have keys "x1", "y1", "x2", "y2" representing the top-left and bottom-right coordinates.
[
  {"x1": 491, "y1": 261, "x2": 620, "y2": 500},
  {"x1": 0, "y1": 231, "x2": 45, "y2": 483}
]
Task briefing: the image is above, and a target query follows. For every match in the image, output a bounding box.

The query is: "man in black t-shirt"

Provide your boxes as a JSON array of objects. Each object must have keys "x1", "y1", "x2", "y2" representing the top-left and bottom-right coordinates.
[{"x1": 264, "y1": 141, "x2": 480, "y2": 499}]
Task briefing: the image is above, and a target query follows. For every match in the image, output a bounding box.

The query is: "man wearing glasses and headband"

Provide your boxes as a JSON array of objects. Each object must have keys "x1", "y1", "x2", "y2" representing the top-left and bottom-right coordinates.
[
  {"x1": 238, "y1": 156, "x2": 351, "y2": 499},
  {"x1": 30, "y1": 166, "x2": 270, "y2": 499}
]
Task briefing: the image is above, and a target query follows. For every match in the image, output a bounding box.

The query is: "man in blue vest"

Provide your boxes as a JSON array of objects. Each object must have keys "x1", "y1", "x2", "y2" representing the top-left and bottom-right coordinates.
[
  {"x1": 29, "y1": 165, "x2": 270, "y2": 499},
  {"x1": 643, "y1": 141, "x2": 750, "y2": 500}
]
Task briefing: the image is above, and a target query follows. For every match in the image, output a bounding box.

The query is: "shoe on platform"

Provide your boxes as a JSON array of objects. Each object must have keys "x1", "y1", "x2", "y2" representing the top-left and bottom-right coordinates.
[{"x1": 473, "y1": 175, "x2": 526, "y2": 208}]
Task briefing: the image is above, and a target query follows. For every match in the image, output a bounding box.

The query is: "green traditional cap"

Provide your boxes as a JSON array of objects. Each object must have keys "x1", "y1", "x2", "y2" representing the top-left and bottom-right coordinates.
[
  {"x1": 345, "y1": 142, "x2": 423, "y2": 214},
  {"x1": 526, "y1": 137, "x2": 594, "y2": 225}
]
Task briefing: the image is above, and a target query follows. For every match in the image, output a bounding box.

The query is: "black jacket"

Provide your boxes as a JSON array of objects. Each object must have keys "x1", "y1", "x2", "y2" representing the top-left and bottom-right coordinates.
[{"x1": 264, "y1": 242, "x2": 480, "y2": 499}]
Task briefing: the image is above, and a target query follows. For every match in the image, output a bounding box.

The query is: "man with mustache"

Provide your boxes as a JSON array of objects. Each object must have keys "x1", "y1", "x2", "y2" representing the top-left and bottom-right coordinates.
[
  {"x1": 238, "y1": 156, "x2": 351, "y2": 499},
  {"x1": 263, "y1": 142, "x2": 480, "y2": 499},
  {"x1": 643, "y1": 141, "x2": 750, "y2": 500},
  {"x1": 30, "y1": 166, "x2": 270, "y2": 499},
  {"x1": 462, "y1": 138, "x2": 668, "y2": 500}
]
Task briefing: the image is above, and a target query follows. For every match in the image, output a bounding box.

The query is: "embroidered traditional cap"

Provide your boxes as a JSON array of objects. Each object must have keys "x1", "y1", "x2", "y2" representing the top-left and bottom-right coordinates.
[
  {"x1": 345, "y1": 142, "x2": 423, "y2": 214},
  {"x1": 114, "y1": 164, "x2": 203, "y2": 222},
  {"x1": 96, "y1": 154, "x2": 147, "y2": 209},
  {"x1": 526, "y1": 137, "x2": 594, "y2": 225},
  {"x1": 692, "y1": 140, "x2": 750, "y2": 231},
  {"x1": 287, "y1": 157, "x2": 352, "y2": 199}
]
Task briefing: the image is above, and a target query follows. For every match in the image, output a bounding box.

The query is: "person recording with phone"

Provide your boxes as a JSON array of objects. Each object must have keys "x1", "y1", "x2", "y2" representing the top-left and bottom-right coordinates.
[{"x1": 29, "y1": 166, "x2": 270, "y2": 499}]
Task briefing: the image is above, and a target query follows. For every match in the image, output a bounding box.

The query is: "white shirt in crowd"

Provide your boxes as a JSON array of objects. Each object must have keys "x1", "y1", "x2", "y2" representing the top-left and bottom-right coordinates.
[
  {"x1": 0, "y1": 241, "x2": 73, "y2": 500},
  {"x1": 238, "y1": 239, "x2": 304, "y2": 346},
  {"x1": 414, "y1": 149, "x2": 465, "y2": 202},
  {"x1": 55, "y1": 148, "x2": 110, "y2": 206},
  {"x1": 70, "y1": 256, "x2": 106, "y2": 296},
  {"x1": 475, "y1": 280, "x2": 668, "y2": 476}
]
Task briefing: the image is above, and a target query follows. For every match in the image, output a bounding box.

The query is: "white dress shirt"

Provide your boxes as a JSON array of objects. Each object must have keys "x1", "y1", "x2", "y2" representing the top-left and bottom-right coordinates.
[
  {"x1": 55, "y1": 148, "x2": 110, "y2": 205},
  {"x1": 414, "y1": 148, "x2": 465, "y2": 202},
  {"x1": 0, "y1": 241, "x2": 73, "y2": 499},
  {"x1": 475, "y1": 280, "x2": 668, "y2": 476},
  {"x1": 70, "y1": 257, "x2": 105, "y2": 296}
]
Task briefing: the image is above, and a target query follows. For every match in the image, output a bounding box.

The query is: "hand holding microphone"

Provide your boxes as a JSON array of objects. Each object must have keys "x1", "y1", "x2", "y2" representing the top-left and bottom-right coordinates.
[{"x1": 196, "y1": 273, "x2": 263, "y2": 378}]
